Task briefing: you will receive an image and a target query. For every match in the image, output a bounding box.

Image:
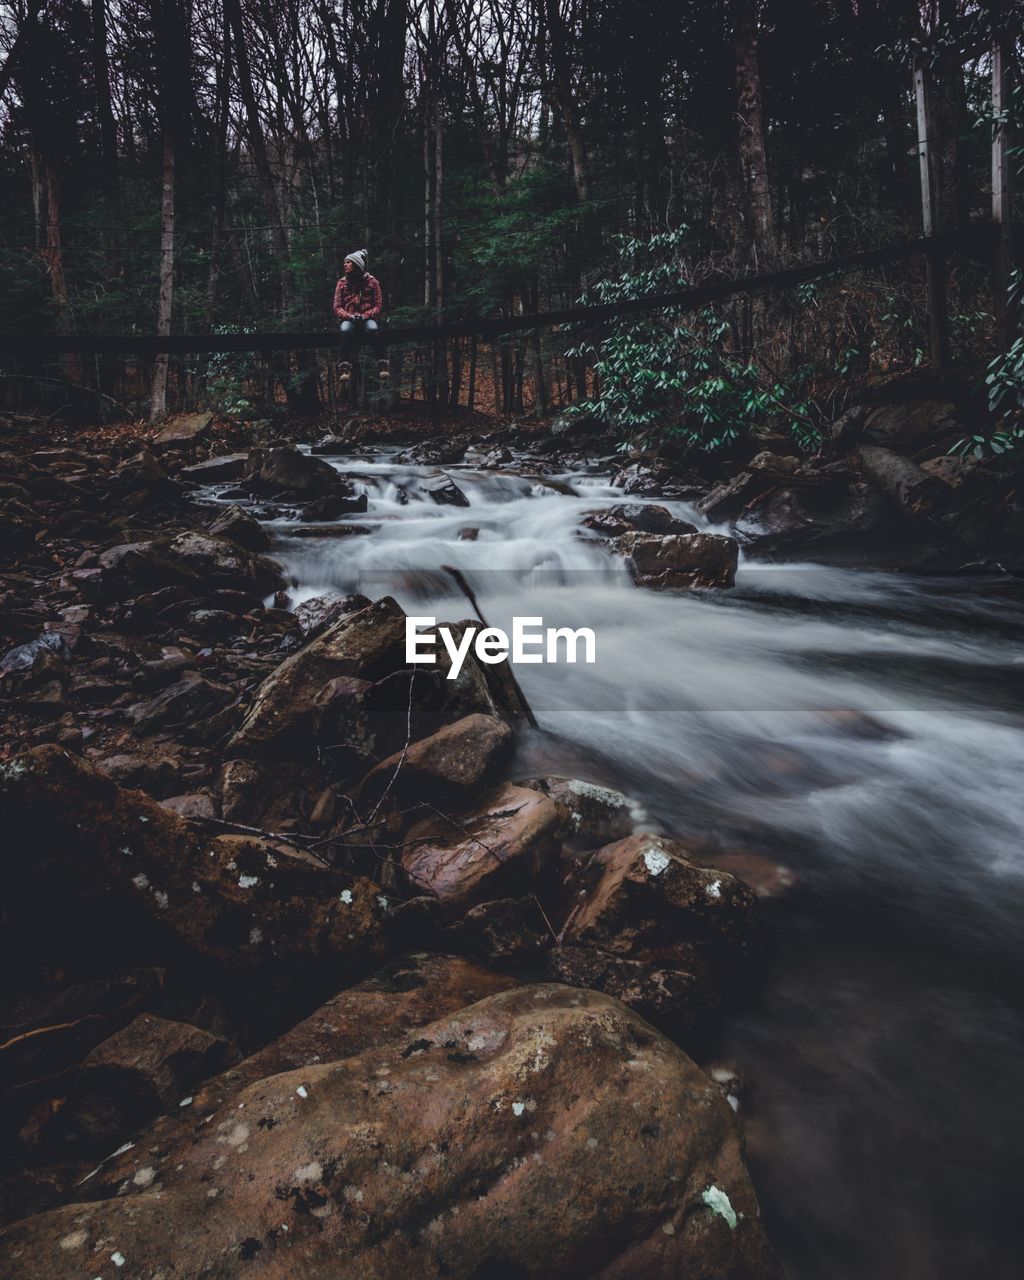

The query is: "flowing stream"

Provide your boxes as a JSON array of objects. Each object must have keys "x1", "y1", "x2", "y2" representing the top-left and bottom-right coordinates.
[{"x1": 209, "y1": 444, "x2": 1024, "y2": 1279}]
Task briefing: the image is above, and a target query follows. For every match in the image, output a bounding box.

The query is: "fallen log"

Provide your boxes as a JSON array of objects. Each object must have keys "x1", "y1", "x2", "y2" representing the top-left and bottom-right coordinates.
[{"x1": 855, "y1": 445, "x2": 949, "y2": 520}]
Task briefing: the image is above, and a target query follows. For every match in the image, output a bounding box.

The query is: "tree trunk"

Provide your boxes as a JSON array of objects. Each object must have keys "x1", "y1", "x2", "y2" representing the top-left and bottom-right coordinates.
[
  {"x1": 856, "y1": 446, "x2": 947, "y2": 519},
  {"x1": 150, "y1": 131, "x2": 176, "y2": 422},
  {"x1": 90, "y1": 0, "x2": 118, "y2": 209},
  {"x1": 543, "y1": 0, "x2": 588, "y2": 203},
  {"x1": 735, "y1": 0, "x2": 773, "y2": 250}
]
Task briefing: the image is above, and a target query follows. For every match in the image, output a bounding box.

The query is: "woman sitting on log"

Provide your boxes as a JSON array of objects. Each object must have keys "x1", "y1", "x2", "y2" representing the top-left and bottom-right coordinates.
[{"x1": 332, "y1": 249, "x2": 388, "y2": 384}]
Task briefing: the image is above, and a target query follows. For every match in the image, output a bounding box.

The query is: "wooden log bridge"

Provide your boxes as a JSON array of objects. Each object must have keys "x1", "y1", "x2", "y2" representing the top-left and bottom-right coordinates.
[{"x1": 0, "y1": 229, "x2": 993, "y2": 359}]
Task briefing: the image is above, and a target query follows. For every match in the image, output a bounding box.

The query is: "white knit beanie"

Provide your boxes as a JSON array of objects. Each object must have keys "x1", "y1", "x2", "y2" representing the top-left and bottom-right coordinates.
[{"x1": 344, "y1": 249, "x2": 368, "y2": 272}]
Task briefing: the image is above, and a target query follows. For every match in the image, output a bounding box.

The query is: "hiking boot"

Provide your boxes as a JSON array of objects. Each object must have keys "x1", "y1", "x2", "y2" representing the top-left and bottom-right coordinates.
[{"x1": 378, "y1": 361, "x2": 391, "y2": 381}]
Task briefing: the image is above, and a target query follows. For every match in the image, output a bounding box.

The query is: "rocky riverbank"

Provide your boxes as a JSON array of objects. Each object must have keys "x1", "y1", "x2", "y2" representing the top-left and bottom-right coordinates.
[{"x1": 0, "y1": 386, "x2": 1018, "y2": 1277}]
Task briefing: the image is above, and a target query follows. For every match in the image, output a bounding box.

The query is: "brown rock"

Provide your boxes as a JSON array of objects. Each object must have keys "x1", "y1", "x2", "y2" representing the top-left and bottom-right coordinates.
[
  {"x1": 227, "y1": 596, "x2": 409, "y2": 760},
  {"x1": 159, "y1": 793, "x2": 219, "y2": 821},
  {"x1": 561, "y1": 834, "x2": 760, "y2": 973},
  {"x1": 583, "y1": 503, "x2": 698, "y2": 538},
  {"x1": 357, "y1": 713, "x2": 513, "y2": 811},
  {"x1": 293, "y1": 591, "x2": 371, "y2": 639},
  {"x1": 22, "y1": 1014, "x2": 227, "y2": 1161},
  {"x1": 152, "y1": 411, "x2": 214, "y2": 451},
  {"x1": 87, "y1": 952, "x2": 520, "y2": 1194},
  {"x1": 0, "y1": 746, "x2": 390, "y2": 986},
  {"x1": 126, "y1": 672, "x2": 234, "y2": 735},
  {"x1": 247, "y1": 444, "x2": 344, "y2": 498},
  {"x1": 208, "y1": 503, "x2": 271, "y2": 551},
  {"x1": 180, "y1": 452, "x2": 249, "y2": 483},
  {"x1": 0, "y1": 986, "x2": 781, "y2": 1280},
  {"x1": 616, "y1": 531, "x2": 739, "y2": 589},
  {"x1": 519, "y1": 775, "x2": 638, "y2": 847},
  {"x1": 402, "y1": 782, "x2": 564, "y2": 915}
]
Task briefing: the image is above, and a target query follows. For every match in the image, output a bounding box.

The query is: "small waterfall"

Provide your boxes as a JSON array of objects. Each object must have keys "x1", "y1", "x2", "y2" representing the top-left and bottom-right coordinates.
[{"x1": 195, "y1": 439, "x2": 1024, "y2": 1280}]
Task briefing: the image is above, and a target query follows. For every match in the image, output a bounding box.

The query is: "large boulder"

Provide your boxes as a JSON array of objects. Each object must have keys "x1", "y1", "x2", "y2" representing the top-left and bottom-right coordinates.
[
  {"x1": 615, "y1": 531, "x2": 738, "y2": 589},
  {"x1": 734, "y1": 479, "x2": 887, "y2": 557},
  {"x1": 227, "y1": 599, "x2": 524, "y2": 768},
  {"x1": 77, "y1": 953, "x2": 521, "y2": 1201},
  {"x1": 97, "y1": 531, "x2": 283, "y2": 598},
  {"x1": 861, "y1": 399, "x2": 965, "y2": 455},
  {"x1": 227, "y1": 596, "x2": 409, "y2": 761},
  {"x1": 208, "y1": 503, "x2": 271, "y2": 551},
  {"x1": 401, "y1": 782, "x2": 564, "y2": 915},
  {"x1": 0, "y1": 746, "x2": 390, "y2": 988},
  {"x1": 0, "y1": 985, "x2": 781, "y2": 1280},
  {"x1": 152, "y1": 412, "x2": 214, "y2": 452},
  {"x1": 246, "y1": 444, "x2": 345, "y2": 499}
]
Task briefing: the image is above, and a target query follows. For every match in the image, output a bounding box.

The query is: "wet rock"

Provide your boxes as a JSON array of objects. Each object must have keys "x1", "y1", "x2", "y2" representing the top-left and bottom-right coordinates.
[
  {"x1": 180, "y1": 453, "x2": 249, "y2": 483},
  {"x1": 548, "y1": 945, "x2": 712, "y2": 1040},
  {"x1": 356, "y1": 713, "x2": 514, "y2": 812},
  {"x1": 0, "y1": 985, "x2": 781, "y2": 1280},
  {"x1": 159, "y1": 531, "x2": 283, "y2": 594},
  {"x1": 397, "y1": 435, "x2": 469, "y2": 465},
  {"x1": 612, "y1": 460, "x2": 672, "y2": 495},
  {"x1": 293, "y1": 592, "x2": 371, "y2": 640},
  {"x1": 227, "y1": 597, "x2": 409, "y2": 761},
  {"x1": 519, "y1": 775, "x2": 640, "y2": 847},
  {"x1": 21, "y1": 1014, "x2": 227, "y2": 1161},
  {"x1": 583, "y1": 503, "x2": 698, "y2": 538},
  {"x1": 299, "y1": 491, "x2": 368, "y2": 521},
  {"x1": 748, "y1": 451, "x2": 801, "y2": 474},
  {"x1": 0, "y1": 632, "x2": 70, "y2": 679},
  {"x1": 702, "y1": 849, "x2": 796, "y2": 901},
  {"x1": 208, "y1": 504, "x2": 271, "y2": 552},
  {"x1": 697, "y1": 472, "x2": 774, "y2": 524},
  {"x1": 309, "y1": 435, "x2": 348, "y2": 455},
  {"x1": 152, "y1": 412, "x2": 214, "y2": 451},
  {"x1": 105, "y1": 450, "x2": 177, "y2": 506},
  {"x1": 246, "y1": 444, "x2": 344, "y2": 499},
  {"x1": 134, "y1": 647, "x2": 194, "y2": 691},
  {"x1": 561, "y1": 833, "x2": 761, "y2": 978},
  {"x1": 616, "y1": 531, "x2": 738, "y2": 589},
  {"x1": 402, "y1": 782, "x2": 564, "y2": 915},
  {"x1": 127, "y1": 672, "x2": 234, "y2": 735},
  {"x1": 734, "y1": 480, "x2": 886, "y2": 557},
  {"x1": 422, "y1": 473, "x2": 470, "y2": 506},
  {"x1": 184, "y1": 608, "x2": 242, "y2": 639}
]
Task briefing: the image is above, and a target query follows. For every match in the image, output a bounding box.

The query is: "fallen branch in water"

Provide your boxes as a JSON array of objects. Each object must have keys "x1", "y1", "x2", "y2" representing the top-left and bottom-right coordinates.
[{"x1": 442, "y1": 564, "x2": 540, "y2": 729}]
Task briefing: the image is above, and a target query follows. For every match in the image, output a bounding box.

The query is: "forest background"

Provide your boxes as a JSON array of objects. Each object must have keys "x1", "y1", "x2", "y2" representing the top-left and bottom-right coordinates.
[{"x1": 0, "y1": 0, "x2": 1020, "y2": 444}]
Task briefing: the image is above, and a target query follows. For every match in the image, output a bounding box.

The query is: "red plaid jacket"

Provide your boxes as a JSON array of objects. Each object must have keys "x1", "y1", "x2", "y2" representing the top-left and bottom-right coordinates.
[{"x1": 333, "y1": 273, "x2": 383, "y2": 320}]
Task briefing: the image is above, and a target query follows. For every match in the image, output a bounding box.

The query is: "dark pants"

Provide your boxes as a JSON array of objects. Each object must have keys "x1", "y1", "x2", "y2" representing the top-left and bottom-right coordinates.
[{"x1": 338, "y1": 317, "x2": 382, "y2": 360}]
